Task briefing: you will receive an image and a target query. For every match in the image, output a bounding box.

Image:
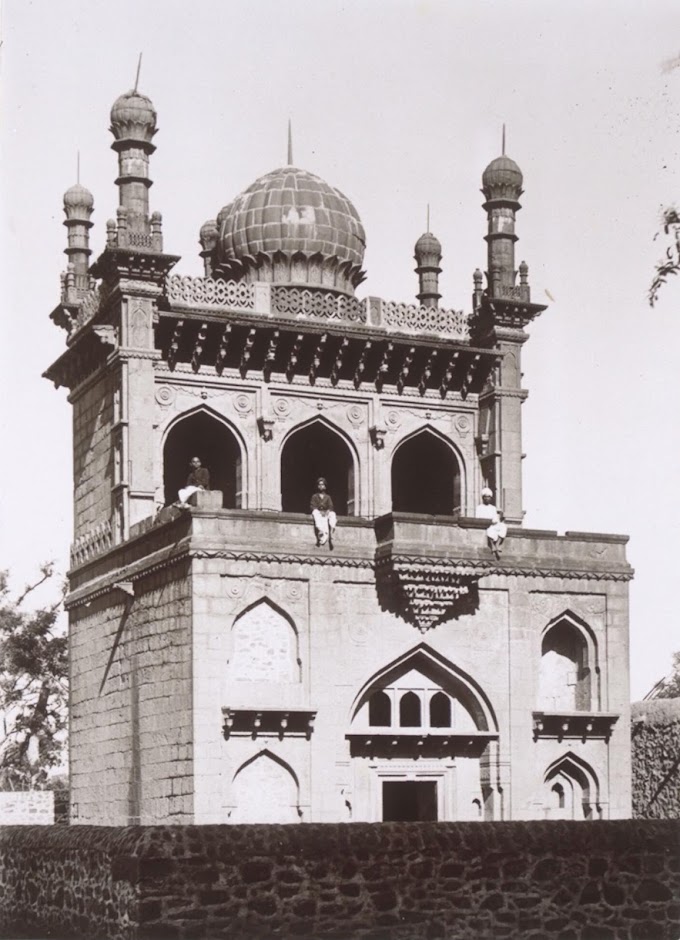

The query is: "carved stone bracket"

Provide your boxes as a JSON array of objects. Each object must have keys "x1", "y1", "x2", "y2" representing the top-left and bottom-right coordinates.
[
  {"x1": 257, "y1": 415, "x2": 275, "y2": 441},
  {"x1": 369, "y1": 424, "x2": 387, "y2": 449},
  {"x1": 222, "y1": 707, "x2": 317, "y2": 740},
  {"x1": 375, "y1": 553, "x2": 481, "y2": 632}
]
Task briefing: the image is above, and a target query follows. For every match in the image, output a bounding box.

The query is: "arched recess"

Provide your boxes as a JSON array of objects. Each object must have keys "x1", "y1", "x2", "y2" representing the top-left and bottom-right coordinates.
[
  {"x1": 162, "y1": 406, "x2": 244, "y2": 508},
  {"x1": 538, "y1": 610, "x2": 599, "y2": 712},
  {"x1": 352, "y1": 644, "x2": 497, "y2": 734},
  {"x1": 391, "y1": 426, "x2": 462, "y2": 515},
  {"x1": 230, "y1": 750, "x2": 300, "y2": 823},
  {"x1": 280, "y1": 417, "x2": 358, "y2": 515},
  {"x1": 230, "y1": 597, "x2": 300, "y2": 683},
  {"x1": 544, "y1": 753, "x2": 601, "y2": 820}
]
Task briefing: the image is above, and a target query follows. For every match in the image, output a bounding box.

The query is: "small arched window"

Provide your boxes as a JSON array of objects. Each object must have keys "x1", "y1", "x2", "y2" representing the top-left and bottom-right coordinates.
[
  {"x1": 429, "y1": 692, "x2": 451, "y2": 728},
  {"x1": 368, "y1": 691, "x2": 391, "y2": 727},
  {"x1": 399, "y1": 691, "x2": 421, "y2": 727}
]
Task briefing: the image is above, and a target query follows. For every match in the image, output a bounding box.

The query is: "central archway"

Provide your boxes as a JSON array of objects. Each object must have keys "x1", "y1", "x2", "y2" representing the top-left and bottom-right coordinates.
[
  {"x1": 281, "y1": 419, "x2": 356, "y2": 515},
  {"x1": 392, "y1": 428, "x2": 461, "y2": 515}
]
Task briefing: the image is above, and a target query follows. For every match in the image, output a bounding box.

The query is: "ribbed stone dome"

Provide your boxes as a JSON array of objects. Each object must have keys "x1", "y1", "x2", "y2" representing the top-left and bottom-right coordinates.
[
  {"x1": 216, "y1": 166, "x2": 366, "y2": 293},
  {"x1": 63, "y1": 183, "x2": 94, "y2": 214},
  {"x1": 414, "y1": 232, "x2": 442, "y2": 258},
  {"x1": 482, "y1": 155, "x2": 523, "y2": 200},
  {"x1": 110, "y1": 91, "x2": 157, "y2": 143}
]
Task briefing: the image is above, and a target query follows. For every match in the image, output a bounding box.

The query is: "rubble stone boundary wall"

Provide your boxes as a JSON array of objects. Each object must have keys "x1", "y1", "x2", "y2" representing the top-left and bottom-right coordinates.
[
  {"x1": 1, "y1": 820, "x2": 679, "y2": 940},
  {"x1": 632, "y1": 698, "x2": 680, "y2": 819}
]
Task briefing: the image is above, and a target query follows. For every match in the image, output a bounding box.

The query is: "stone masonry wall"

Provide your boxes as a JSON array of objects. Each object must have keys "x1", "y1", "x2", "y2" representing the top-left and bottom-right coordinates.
[
  {"x1": 1, "y1": 821, "x2": 679, "y2": 940},
  {"x1": 632, "y1": 698, "x2": 680, "y2": 819},
  {"x1": 72, "y1": 371, "x2": 115, "y2": 540},
  {"x1": 69, "y1": 560, "x2": 193, "y2": 825}
]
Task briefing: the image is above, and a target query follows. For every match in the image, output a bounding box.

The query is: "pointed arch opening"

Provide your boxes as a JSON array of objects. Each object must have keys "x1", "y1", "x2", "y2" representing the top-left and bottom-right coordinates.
[
  {"x1": 391, "y1": 428, "x2": 461, "y2": 515},
  {"x1": 281, "y1": 418, "x2": 356, "y2": 515},
  {"x1": 544, "y1": 754, "x2": 601, "y2": 820},
  {"x1": 351, "y1": 644, "x2": 497, "y2": 735},
  {"x1": 539, "y1": 612, "x2": 598, "y2": 712},
  {"x1": 231, "y1": 750, "x2": 300, "y2": 824},
  {"x1": 163, "y1": 408, "x2": 243, "y2": 508},
  {"x1": 230, "y1": 597, "x2": 300, "y2": 684}
]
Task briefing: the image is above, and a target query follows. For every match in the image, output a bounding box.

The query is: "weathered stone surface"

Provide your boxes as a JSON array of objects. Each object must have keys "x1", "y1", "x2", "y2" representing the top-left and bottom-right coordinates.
[
  {"x1": 632, "y1": 698, "x2": 680, "y2": 819},
  {"x1": 1, "y1": 820, "x2": 679, "y2": 939}
]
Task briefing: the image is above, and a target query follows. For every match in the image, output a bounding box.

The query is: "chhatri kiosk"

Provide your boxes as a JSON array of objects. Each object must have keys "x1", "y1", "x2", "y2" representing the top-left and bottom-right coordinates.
[{"x1": 45, "y1": 86, "x2": 632, "y2": 825}]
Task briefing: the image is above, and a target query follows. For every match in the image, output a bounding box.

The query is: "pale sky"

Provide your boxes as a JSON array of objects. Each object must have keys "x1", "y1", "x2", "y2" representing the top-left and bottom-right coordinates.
[{"x1": 1, "y1": 0, "x2": 679, "y2": 699}]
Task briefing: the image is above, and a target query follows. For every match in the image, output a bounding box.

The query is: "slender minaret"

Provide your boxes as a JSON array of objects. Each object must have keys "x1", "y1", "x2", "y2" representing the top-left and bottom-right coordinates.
[
  {"x1": 481, "y1": 132, "x2": 523, "y2": 298},
  {"x1": 62, "y1": 180, "x2": 94, "y2": 294},
  {"x1": 109, "y1": 79, "x2": 158, "y2": 242},
  {"x1": 414, "y1": 212, "x2": 442, "y2": 308}
]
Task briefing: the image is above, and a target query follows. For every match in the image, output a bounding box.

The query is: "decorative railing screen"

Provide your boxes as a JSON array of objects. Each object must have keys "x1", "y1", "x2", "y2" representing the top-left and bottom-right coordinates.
[
  {"x1": 272, "y1": 287, "x2": 367, "y2": 323},
  {"x1": 165, "y1": 276, "x2": 255, "y2": 310},
  {"x1": 381, "y1": 302, "x2": 470, "y2": 340}
]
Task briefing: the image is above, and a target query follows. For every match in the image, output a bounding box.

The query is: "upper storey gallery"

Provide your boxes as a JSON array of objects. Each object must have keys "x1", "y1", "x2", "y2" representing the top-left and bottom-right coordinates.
[{"x1": 45, "y1": 87, "x2": 548, "y2": 543}]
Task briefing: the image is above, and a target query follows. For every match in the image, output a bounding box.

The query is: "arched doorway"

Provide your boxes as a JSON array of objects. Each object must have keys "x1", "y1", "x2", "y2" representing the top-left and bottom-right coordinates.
[
  {"x1": 163, "y1": 410, "x2": 242, "y2": 508},
  {"x1": 391, "y1": 429, "x2": 460, "y2": 515},
  {"x1": 281, "y1": 420, "x2": 355, "y2": 514}
]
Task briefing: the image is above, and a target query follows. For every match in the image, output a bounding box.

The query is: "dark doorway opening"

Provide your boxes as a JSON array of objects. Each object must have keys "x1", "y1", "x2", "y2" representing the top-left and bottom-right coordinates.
[
  {"x1": 391, "y1": 431, "x2": 460, "y2": 515},
  {"x1": 163, "y1": 412, "x2": 242, "y2": 508},
  {"x1": 281, "y1": 421, "x2": 355, "y2": 515},
  {"x1": 382, "y1": 781, "x2": 437, "y2": 821}
]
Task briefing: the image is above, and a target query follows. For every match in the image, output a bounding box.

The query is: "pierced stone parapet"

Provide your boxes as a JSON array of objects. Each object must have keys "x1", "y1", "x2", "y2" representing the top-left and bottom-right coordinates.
[
  {"x1": 165, "y1": 275, "x2": 255, "y2": 311},
  {"x1": 379, "y1": 300, "x2": 470, "y2": 340},
  {"x1": 70, "y1": 519, "x2": 112, "y2": 567},
  {"x1": 272, "y1": 286, "x2": 367, "y2": 323}
]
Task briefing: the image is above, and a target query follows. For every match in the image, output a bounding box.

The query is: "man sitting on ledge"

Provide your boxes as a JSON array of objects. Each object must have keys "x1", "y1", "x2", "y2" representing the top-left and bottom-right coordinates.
[
  {"x1": 177, "y1": 456, "x2": 210, "y2": 509},
  {"x1": 475, "y1": 487, "x2": 507, "y2": 559},
  {"x1": 310, "y1": 477, "x2": 337, "y2": 549}
]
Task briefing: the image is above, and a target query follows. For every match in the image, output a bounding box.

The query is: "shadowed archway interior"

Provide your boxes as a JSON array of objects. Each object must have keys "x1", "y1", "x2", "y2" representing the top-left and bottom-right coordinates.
[
  {"x1": 392, "y1": 431, "x2": 460, "y2": 515},
  {"x1": 281, "y1": 422, "x2": 355, "y2": 515},
  {"x1": 163, "y1": 412, "x2": 242, "y2": 508}
]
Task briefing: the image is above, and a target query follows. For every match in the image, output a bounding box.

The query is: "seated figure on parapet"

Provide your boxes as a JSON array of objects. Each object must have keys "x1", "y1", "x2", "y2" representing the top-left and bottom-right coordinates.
[
  {"x1": 177, "y1": 456, "x2": 210, "y2": 509},
  {"x1": 311, "y1": 477, "x2": 337, "y2": 549},
  {"x1": 475, "y1": 486, "x2": 507, "y2": 560}
]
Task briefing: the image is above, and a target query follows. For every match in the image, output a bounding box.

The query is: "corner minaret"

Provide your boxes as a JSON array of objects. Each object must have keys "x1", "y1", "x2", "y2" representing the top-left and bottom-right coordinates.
[
  {"x1": 414, "y1": 229, "x2": 442, "y2": 308},
  {"x1": 472, "y1": 141, "x2": 547, "y2": 525},
  {"x1": 481, "y1": 146, "x2": 523, "y2": 299},
  {"x1": 62, "y1": 182, "x2": 94, "y2": 292},
  {"x1": 109, "y1": 88, "x2": 161, "y2": 248}
]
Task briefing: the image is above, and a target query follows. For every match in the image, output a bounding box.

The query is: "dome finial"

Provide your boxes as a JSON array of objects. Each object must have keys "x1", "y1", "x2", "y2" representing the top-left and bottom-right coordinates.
[
  {"x1": 287, "y1": 118, "x2": 293, "y2": 166},
  {"x1": 134, "y1": 52, "x2": 143, "y2": 94},
  {"x1": 76, "y1": 150, "x2": 80, "y2": 184},
  {"x1": 427, "y1": 203, "x2": 430, "y2": 232},
  {"x1": 502, "y1": 123, "x2": 506, "y2": 156}
]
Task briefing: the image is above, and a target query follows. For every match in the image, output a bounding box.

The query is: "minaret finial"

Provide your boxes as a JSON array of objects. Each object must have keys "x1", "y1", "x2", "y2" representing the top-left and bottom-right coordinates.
[
  {"x1": 427, "y1": 203, "x2": 430, "y2": 232},
  {"x1": 134, "y1": 52, "x2": 143, "y2": 93},
  {"x1": 77, "y1": 150, "x2": 80, "y2": 185},
  {"x1": 287, "y1": 118, "x2": 293, "y2": 165},
  {"x1": 502, "y1": 123, "x2": 506, "y2": 156}
]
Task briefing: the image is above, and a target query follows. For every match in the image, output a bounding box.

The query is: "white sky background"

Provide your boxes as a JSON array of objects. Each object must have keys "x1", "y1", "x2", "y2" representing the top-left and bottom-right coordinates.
[{"x1": 1, "y1": 0, "x2": 679, "y2": 699}]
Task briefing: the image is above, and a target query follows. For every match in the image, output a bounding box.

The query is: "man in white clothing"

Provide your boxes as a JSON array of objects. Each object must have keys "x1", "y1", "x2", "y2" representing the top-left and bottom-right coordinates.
[{"x1": 475, "y1": 487, "x2": 507, "y2": 558}]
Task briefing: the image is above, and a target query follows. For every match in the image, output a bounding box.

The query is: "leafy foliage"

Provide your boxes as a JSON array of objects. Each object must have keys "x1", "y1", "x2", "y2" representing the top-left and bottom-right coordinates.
[
  {"x1": 0, "y1": 565, "x2": 67, "y2": 790},
  {"x1": 655, "y1": 651, "x2": 680, "y2": 700},
  {"x1": 649, "y1": 207, "x2": 680, "y2": 307}
]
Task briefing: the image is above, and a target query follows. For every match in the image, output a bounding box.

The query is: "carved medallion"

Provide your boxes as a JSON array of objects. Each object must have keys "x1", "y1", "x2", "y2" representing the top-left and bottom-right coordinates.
[{"x1": 155, "y1": 385, "x2": 176, "y2": 407}]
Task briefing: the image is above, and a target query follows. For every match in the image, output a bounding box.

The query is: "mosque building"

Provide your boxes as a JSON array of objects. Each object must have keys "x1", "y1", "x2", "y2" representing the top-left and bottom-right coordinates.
[{"x1": 45, "y1": 86, "x2": 633, "y2": 825}]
